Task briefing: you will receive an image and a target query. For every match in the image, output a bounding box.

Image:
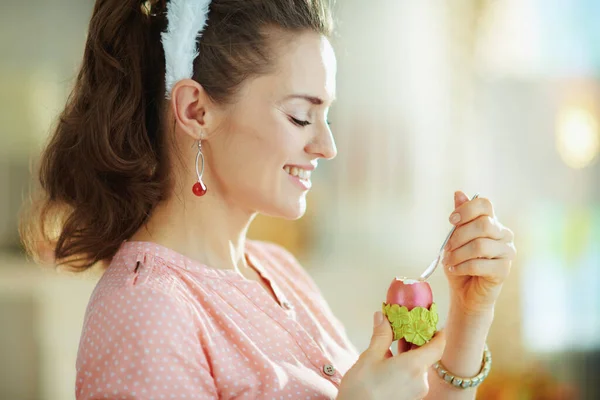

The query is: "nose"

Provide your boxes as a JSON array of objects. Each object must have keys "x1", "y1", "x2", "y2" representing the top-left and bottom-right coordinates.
[{"x1": 305, "y1": 124, "x2": 337, "y2": 160}]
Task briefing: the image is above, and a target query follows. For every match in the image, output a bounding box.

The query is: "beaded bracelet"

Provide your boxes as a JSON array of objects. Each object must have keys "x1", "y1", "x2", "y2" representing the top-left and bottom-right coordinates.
[{"x1": 433, "y1": 343, "x2": 492, "y2": 389}]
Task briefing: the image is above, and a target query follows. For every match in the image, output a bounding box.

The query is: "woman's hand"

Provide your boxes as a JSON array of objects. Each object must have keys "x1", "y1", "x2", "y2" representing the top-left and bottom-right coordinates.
[
  {"x1": 337, "y1": 312, "x2": 446, "y2": 400},
  {"x1": 443, "y1": 191, "x2": 517, "y2": 316}
]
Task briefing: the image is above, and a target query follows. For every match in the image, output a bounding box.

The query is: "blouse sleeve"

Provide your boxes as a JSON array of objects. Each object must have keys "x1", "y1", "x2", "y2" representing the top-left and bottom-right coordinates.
[{"x1": 75, "y1": 284, "x2": 218, "y2": 399}]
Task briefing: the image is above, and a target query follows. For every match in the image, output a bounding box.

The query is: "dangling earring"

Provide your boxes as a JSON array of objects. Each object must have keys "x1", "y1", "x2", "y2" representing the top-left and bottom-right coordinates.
[{"x1": 192, "y1": 140, "x2": 207, "y2": 196}]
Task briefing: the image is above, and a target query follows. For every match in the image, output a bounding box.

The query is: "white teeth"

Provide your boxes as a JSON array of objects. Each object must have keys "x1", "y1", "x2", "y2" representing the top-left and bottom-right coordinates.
[{"x1": 284, "y1": 166, "x2": 311, "y2": 180}]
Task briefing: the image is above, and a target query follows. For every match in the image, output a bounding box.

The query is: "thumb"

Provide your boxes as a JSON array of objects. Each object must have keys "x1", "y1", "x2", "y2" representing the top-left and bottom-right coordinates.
[
  {"x1": 405, "y1": 330, "x2": 447, "y2": 366},
  {"x1": 365, "y1": 311, "x2": 394, "y2": 361},
  {"x1": 454, "y1": 190, "x2": 469, "y2": 209}
]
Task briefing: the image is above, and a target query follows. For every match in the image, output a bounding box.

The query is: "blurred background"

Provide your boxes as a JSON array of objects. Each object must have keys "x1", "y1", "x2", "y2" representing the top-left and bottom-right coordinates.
[{"x1": 1, "y1": 0, "x2": 599, "y2": 399}]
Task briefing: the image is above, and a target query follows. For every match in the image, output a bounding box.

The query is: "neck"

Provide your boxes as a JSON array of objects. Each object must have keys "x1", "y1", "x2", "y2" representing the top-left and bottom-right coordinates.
[{"x1": 130, "y1": 190, "x2": 256, "y2": 272}]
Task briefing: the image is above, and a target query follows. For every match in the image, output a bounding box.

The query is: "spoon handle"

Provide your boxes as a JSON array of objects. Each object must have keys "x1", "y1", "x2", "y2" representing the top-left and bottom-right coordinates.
[{"x1": 418, "y1": 193, "x2": 480, "y2": 281}]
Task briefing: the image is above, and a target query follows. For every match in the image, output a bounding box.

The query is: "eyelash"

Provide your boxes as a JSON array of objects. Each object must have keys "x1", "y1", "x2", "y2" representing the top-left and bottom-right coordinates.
[
  {"x1": 289, "y1": 117, "x2": 333, "y2": 127},
  {"x1": 290, "y1": 117, "x2": 311, "y2": 127}
]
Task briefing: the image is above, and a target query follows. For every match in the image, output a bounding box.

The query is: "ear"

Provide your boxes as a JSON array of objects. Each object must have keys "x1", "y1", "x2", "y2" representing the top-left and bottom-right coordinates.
[{"x1": 170, "y1": 78, "x2": 218, "y2": 141}]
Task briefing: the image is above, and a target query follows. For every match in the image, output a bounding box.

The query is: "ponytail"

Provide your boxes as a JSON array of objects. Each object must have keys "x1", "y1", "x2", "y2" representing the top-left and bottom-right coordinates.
[{"x1": 20, "y1": 0, "x2": 169, "y2": 270}]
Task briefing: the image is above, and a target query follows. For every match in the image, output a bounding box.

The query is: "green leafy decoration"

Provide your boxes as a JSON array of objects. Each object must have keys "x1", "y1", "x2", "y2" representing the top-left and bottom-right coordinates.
[
  {"x1": 382, "y1": 303, "x2": 411, "y2": 340},
  {"x1": 411, "y1": 307, "x2": 428, "y2": 322},
  {"x1": 403, "y1": 318, "x2": 435, "y2": 346},
  {"x1": 382, "y1": 302, "x2": 390, "y2": 315},
  {"x1": 382, "y1": 302, "x2": 439, "y2": 345},
  {"x1": 429, "y1": 303, "x2": 439, "y2": 326}
]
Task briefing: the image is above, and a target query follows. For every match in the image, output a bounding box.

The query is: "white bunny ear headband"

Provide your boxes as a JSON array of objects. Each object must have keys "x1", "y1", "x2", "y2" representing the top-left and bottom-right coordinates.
[{"x1": 151, "y1": 0, "x2": 213, "y2": 98}]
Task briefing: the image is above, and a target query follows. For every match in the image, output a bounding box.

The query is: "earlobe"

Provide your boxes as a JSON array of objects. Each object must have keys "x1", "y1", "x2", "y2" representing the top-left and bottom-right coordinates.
[{"x1": 170, "y1": 79, "x2": 208, "y2": 140}]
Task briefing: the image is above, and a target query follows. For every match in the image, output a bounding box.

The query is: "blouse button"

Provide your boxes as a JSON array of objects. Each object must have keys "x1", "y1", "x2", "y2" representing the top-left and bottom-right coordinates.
[{"x1": 323, "y1": 364, "x2": 336, "y2": 376}]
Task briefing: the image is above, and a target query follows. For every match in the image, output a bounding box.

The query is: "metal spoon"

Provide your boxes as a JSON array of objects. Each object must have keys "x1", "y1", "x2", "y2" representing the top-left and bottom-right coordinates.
[{"x1": 418, "y1": 193, "x2": 480, "y2": 282}]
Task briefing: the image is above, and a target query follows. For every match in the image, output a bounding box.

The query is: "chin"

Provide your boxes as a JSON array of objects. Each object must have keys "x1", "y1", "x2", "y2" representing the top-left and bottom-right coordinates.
[{"x1": 263, "y1": 197, "x2": 307, "y2": 220}]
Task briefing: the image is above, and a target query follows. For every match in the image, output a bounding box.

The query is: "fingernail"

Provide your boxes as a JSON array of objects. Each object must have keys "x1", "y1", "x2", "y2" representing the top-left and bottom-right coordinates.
[
  {"x1": 374, "y1": 311, "x2": 384, "y2": 327},
  {"x1": 444, "y1": 242, "x2": 451, "y2": 251},
  {"x1": 450, "y1": 213, "x2": 461, "y2": 224},
  {"x1": 448, "y1": 266, "x2": 454, "y2": 272}
]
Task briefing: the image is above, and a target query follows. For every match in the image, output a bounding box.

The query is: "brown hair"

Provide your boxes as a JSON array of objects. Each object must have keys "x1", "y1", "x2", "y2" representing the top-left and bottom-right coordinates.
[{"x1": 20, "y1": 0, "x2": 334, "y2": 271}]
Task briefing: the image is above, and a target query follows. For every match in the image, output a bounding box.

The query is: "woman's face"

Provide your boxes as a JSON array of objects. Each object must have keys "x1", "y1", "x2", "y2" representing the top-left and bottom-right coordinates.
[{"x1": 205, "y1": 31, "x2": 337, "y2": 220}]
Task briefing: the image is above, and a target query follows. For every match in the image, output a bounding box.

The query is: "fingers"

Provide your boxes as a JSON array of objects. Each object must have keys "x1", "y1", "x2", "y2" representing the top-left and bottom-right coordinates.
[
  {"x1": 502, "y1": 226, "x2": 515, "y2": 244},
  {"x1": 364, "y1": 311, "x2": 394, "y2": 362},
  {"x1": 445, "y1": 192, "x2": 516, "y2": 264},
  {"x1": 445, "y1": 258, "x2": 512, "y2": 281},
  {"x1": 445, "y1": 215, "x2": 505, "y2": 252},
  {"x1": 450, "y1": 196, "x2": 495, "y2": 226},
  {"x1": 443, "y1": 193, "x2": 516, "y2": 282},
  {"x1": 454, "y1": 191, "x2": 470, "y2": 209},
  {"x1": 400, "y1": 330, "x2": 446, "y2": 367},
  {"x1": 444, "y1": 236, "x2": 516, "y2": 268}
]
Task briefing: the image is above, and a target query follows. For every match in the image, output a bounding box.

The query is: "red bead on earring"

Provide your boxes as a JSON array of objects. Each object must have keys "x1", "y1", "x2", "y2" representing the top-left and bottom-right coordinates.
[
  {"x1": 192, "y1": 181, "x2": 207, "y2": 196},
  {"x1": 193, "y1": 140, "x2": 207, "y2": 197}
]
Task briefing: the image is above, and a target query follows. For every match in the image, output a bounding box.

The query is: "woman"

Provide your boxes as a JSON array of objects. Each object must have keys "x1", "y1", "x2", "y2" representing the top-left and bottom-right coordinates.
[{"x1": 21, "y1": 0, "x2": 516, "y2": 399}]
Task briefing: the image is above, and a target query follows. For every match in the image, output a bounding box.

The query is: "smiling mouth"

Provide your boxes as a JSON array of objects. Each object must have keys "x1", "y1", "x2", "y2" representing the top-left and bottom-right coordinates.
[{"x1": 283, "y1": 165, "x2": 312, "y2": 180}]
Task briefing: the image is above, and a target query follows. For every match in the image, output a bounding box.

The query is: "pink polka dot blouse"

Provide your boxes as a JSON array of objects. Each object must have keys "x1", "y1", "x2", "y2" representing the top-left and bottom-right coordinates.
[{"x1": 75, "y1": 240, "x2": 359, "y2": 399}]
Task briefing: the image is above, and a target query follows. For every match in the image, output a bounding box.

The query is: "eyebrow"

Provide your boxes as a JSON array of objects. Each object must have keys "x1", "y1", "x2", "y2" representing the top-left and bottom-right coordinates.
[{"x1": 284, "y1": 94, "x2": 336, "y2": 105}]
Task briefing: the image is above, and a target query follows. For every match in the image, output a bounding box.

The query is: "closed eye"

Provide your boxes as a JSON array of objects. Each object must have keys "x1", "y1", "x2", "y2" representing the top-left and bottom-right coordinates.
[{"x1": 290, "y1": 117, "x2": 311, "y2": 127}]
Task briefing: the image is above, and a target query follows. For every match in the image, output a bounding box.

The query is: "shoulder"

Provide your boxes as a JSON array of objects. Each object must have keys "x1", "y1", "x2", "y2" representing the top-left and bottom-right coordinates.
[
  {"x1": 78, "y1": 265, "x2": 207, "y2": 370},
  {"x1": 76, "y1": 258, "x2": 217, "y2": 398},
  {"x1": 82, "y1": 250, "x2": 203, "y2": 341},
  {"x1": 82, "y1": 275, "x2": 196, "y2": 340}
]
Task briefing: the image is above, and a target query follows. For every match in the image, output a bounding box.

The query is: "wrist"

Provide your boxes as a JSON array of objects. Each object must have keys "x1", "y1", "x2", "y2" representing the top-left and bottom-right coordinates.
[
  {"x1": 445, "y1": 306, "x2": 493, "y2": 346},
  {"x1": 438, "y1": 306, "x2": 493, "y2": 379},
  {"x1": 448, "y1": 299, "x2": 495, "y2": 326}
]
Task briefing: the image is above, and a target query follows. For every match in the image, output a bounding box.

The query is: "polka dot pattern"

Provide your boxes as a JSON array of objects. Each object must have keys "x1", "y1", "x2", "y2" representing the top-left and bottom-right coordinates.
[{"x1": 75, "y1": 240, "x2": 359, "y2": 399}]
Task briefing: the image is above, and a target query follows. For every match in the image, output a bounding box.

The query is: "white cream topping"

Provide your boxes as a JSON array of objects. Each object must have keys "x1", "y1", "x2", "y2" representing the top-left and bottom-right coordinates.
[{"x1": 401, "y1": 278, "x2": 419, "y2": 285}]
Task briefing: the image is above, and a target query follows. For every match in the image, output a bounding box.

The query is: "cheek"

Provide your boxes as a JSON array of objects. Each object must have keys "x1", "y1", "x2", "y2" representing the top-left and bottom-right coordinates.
[
  {"x1": 214, "y1": 120, "x2": 298, "y2": 187},
  {"x1": 236, "y1": 115, "x2": 300, "y2": 166}
]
